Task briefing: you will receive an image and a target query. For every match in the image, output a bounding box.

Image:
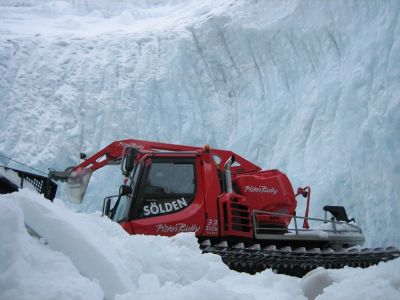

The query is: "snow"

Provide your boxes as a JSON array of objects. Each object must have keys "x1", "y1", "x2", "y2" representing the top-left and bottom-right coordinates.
[
  {"x1": 0, "y1": 192, "x2": 103, "y2": 300},
  {"x1": 0, "y1": 0, "x2": 399, "y2": 298},
  {"x1": 1, "y1": 189, "x2": 400, "y2": 300},
  {"x1": 302, "y1": 264, "x2": 400, "y2": 300},
  {"x1": 0, "y1": 0, "x2": 399, "y2": 248},
  {"x1": 16, "y1": 189, "x2": 134, "y2": 298}
]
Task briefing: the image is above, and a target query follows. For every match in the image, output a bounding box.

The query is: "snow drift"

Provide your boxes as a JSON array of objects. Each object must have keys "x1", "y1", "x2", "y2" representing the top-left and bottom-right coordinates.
[
  {"x1": 0, "y1": 0, "x2": 399, "y2": 255},
  {"x1": 0, "y1": 191, "x2": 104, "y2": 300},
  {"x1": 1, "y1": 190, "x2": 400, "y2": 300}
]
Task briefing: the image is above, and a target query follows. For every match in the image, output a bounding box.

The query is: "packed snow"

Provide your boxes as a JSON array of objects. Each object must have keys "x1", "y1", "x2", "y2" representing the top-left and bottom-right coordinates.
[
  {"x1": 0, "y1": 0, "x2": 400, "y2": 299},
  {"x1": 1, "y1": 190, "x2": 400, "y2": 300}
]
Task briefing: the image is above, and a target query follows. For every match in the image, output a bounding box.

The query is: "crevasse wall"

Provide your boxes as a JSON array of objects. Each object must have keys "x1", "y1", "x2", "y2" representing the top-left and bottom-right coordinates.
[{"x1": 0, "y1": 0, "x2": 399, "y2": 246}]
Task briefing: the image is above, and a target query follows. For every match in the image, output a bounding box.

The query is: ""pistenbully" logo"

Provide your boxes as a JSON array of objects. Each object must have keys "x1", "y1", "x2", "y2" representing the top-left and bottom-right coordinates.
[{"x1": 244, "y1": 185, "x2": 278, "y2": 195}]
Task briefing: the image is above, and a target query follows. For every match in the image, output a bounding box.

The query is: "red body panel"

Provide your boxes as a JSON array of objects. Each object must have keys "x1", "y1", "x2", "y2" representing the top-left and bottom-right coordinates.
[
  {"x1": 199, "y1": 156, "x2": 223, "y2": 237},
  {"x1": 234, "y1": 170, "x2": 296, "y2": 227},
  {"x1": 123, "y1": 156, "x2": 207, "y2": 236},
  {"x1": 126, "y1": 201, "x2": 206, "y2": 236}
]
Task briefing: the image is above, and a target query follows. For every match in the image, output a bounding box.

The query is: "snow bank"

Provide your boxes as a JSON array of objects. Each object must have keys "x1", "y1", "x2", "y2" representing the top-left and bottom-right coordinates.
[
  {"x1": 0, "y1": 0, "x2": 399, "y2": 248},
  {"x1": 1, "y1": 189, "x2": 400, "y2": 299},
  {"x1": 301, "y1": 262, "x2": 400, "y2": 300},
  {"x1": 15, "y1": 189, "x2": 134, "y2": 299},
  {"x1": 1, "y1": 189, "x2": 305, "y2": 300},
  {"x1": 0, "y1": 192, "x2": 103, "y2": 300}
]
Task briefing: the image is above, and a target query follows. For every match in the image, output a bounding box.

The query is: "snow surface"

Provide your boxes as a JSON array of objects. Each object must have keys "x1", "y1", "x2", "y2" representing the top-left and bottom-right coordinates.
[
  {"x1": 0, "y1": 0, "x2": 399, "y2": 248},
  {"x1": 0, "y1": 191, "x2": 103, "y2": 300},
  {"x1": 1, "y1": 189, "x2": 400, "y2": 300},
  {"x1": 0, "y1": 0, "x2": 399, "y2": 298}
]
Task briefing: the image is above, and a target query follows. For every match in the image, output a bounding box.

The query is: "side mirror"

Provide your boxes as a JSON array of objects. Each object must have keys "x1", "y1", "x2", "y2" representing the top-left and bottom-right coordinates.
[
  {"x1": 122, "y1": 147, "x2": 139, "y2": 176},
  {"x1": 102, "y1": 197, "x2": 112, "y2": 217},
  {"x1": 119, "y1": 185, "x2": 132, "y2": 196}
]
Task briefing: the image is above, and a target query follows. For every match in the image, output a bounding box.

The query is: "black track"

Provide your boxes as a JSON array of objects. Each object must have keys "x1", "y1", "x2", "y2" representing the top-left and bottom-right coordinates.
[{"x1": 200, "y1": 243, "x2": 400, "y2": 277}]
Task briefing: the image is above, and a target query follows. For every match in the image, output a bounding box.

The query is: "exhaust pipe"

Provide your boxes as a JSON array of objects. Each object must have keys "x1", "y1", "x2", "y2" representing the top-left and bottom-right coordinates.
[{"x1": 223, "y1": 156, "x2": 235, "y2": 193}]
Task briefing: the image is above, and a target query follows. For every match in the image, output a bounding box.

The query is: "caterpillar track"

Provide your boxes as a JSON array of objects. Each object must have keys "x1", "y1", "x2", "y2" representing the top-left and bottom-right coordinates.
[{"x1": 200, "y1": 240, "x2": 400, "y2": 277}]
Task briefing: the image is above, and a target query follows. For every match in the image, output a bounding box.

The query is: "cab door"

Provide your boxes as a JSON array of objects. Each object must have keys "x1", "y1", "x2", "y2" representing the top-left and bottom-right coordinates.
[{"x1": 128, "y1": 156, "x2": 206, "y2": 236}]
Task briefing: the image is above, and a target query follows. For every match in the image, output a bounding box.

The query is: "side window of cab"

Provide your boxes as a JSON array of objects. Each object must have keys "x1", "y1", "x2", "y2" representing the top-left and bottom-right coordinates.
[{"x1": 138, "y1": 159, "x2": 196, "y2": 218}]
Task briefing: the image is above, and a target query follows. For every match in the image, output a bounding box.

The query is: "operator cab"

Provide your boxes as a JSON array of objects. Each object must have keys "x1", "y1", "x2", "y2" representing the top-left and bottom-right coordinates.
[{"x1": 104, "y1": 153, "x2": 198, "y2": 226}]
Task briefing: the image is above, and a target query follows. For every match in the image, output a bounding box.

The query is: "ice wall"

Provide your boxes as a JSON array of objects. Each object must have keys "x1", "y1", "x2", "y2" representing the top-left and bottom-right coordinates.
[{"x1": 0, "y1": 0, "x2": 399, "y2": 246}]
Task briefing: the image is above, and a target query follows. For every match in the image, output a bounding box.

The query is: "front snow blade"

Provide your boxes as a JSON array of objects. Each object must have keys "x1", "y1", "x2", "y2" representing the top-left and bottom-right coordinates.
[
  {"x1": 50, "y1": 167, "x2": 92, "y2": 204},
  {"x1": 65, "y1": 169, "x2": 92, "y2": 204}
]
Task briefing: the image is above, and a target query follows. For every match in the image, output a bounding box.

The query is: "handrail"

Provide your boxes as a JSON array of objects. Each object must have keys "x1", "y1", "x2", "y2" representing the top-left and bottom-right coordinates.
[{"x1": 252, "y1": 209, "x2": 362, "y2": 236}]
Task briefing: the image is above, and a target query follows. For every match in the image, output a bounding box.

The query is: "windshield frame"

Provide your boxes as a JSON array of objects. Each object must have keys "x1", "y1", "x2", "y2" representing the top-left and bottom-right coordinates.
[{"x1": 112, "y1": 161, "x2": 142, "y2": 223}]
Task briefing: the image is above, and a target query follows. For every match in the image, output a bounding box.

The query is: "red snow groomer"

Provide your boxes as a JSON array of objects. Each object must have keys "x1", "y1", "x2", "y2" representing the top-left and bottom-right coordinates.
[{"x1": 51, "y1": 139, "x2": 400, "y2": 276}]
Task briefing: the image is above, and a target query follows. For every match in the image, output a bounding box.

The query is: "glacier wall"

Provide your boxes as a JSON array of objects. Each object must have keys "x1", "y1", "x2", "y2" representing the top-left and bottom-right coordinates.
[{"x1": 0, "y1": 0, "x2": 399, "y2": 247}]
